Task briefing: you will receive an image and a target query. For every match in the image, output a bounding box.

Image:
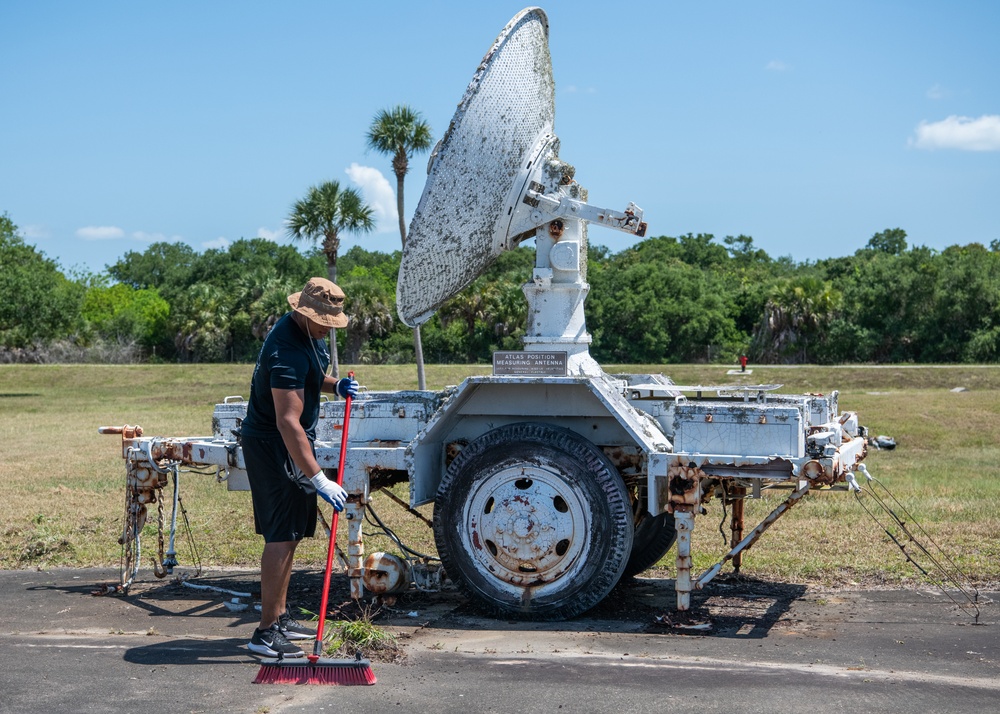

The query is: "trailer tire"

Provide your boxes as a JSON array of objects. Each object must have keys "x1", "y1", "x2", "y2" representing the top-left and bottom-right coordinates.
[
  {"x1": 434, "y1": 422, "x2": 633, "y2": 620},
  {"x1": 623, "y1": 512, "x2": 677, "y2": 578}
]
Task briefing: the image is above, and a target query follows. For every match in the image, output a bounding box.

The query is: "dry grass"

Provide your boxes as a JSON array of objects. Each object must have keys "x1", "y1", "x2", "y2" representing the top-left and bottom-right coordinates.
[
  {"x1": 2, "y1": 363, "x2": 998, "y2": 589},
  {"x1": 645, "y1": 363, "x2": 1000, "y2": 586}
]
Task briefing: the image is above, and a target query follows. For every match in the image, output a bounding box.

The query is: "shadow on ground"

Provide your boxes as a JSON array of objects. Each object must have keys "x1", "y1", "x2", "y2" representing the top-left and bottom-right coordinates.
[
  {"x1": 26, "y1": 566, "x2": 811, "y2": 642},
  {"x1": 122, "y1": 637, "x2": 250, "y2": 665}
]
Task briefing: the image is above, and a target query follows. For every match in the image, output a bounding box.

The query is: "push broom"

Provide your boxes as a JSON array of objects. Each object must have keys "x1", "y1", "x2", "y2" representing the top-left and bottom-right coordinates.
[{"x1": 254, "y1": 373, "x2": 376, "y2": 685}]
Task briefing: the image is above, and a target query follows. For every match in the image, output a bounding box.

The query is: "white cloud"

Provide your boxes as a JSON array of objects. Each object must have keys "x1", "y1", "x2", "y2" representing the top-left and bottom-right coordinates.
[
  {"x1": 910, "y1": 115, "x2": 1000, "y2": 151},
  {"x1": 257, "y1": 226, "x2": 281, "y2": 241},
  {"x1": 76, "y1": 225, "x2": 124, "y2": 240},
  {"x1": 766, "y1": 60, "x2": 789, "y2": 71},
  {"x1": 563, "y1": 85, "x2": 597, "y2": 94},
  {"x1": 203, "y1": 237, "x2": 230, "y2": 250},
  {"x1": 132, "y1": 231, "x2": 183, "y2": 243},
  {"x1": 926, "y1": 83, "x2": 948, "y2": 100},
  {"x1": 21, "y1": 224, "x2": 48, "y2": 240},
  {"x1": 345, "y1": 163, "x2": 398, "y2": 232}
]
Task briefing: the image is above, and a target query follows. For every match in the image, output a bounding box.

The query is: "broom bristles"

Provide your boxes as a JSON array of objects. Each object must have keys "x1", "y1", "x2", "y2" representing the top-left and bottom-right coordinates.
[{"x1": 253, "y1": 658, "x2": 376, "y2": 686}]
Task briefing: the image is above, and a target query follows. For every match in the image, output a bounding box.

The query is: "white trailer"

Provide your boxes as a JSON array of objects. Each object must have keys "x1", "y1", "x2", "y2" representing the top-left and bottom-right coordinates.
[{"x1": 102, "y1": 7, "x2": 868, "y2": 619}]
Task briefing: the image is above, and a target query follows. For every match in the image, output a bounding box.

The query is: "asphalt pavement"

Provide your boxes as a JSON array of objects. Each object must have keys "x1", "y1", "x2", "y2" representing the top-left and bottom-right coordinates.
[{"x1": 2, "y1": 567, "x2": 996, "y2": 714}]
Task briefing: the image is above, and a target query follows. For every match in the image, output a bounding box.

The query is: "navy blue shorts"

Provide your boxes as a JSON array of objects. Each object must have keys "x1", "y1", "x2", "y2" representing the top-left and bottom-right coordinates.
[{"x1": 243, "y1": 435, "x2": 318, "y2": 543}]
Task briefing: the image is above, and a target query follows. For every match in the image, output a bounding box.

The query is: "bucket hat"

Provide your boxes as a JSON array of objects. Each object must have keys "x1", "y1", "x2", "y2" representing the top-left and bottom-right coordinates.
[{"x1": 287, "y1": 278, "x2": 349, "y2": 328}]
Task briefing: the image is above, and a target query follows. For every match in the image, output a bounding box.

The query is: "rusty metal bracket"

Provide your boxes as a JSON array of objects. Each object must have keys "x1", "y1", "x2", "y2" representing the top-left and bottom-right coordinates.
[
  {"x1": 675, "y1": 482, "x2": 811, "y2": 610},
  {"x1": 694, "y1": 482, "x2": 810, "y2": 590},
  {"x1": 344, "y1": 501, "x2": 366, "y2": 600},
  {"x1": 695, "y1": 482, "x2": 810, "y2": 592}
]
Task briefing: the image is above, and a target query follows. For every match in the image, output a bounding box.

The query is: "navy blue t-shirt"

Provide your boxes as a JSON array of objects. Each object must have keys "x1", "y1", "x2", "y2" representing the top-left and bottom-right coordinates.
[{"x1": 241, "y1": 313, "x2": 330, "y2": 440}]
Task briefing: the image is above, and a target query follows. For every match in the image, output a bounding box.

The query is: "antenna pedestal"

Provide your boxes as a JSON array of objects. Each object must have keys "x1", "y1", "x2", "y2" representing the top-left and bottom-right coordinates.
[{"x1": 522, "y1": 212, "x2": 602, "y2": 377}]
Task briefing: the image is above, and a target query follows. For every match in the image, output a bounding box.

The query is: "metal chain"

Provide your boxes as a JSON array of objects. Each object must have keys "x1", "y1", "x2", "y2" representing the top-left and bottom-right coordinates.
[
  {"x1": 118, "y1": 460, "x2": 142, "y2": 594},
  {"x1": 153, "y1": 486, "x2": 167, "y2": 578},
  {"x1": 120, "y1": 484, "x2": 135, "y2": 592}
]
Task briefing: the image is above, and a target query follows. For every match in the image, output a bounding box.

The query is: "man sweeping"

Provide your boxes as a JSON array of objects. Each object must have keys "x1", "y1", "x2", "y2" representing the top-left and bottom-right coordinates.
[{"x1": 240, "y1": 278, "x2": 359, "y2": 658}]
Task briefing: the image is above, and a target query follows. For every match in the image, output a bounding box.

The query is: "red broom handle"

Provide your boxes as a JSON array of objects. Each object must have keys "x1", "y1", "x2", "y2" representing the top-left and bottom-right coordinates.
[{"x1": 310, "y1": 371, "x2": 354, "y2": 662}]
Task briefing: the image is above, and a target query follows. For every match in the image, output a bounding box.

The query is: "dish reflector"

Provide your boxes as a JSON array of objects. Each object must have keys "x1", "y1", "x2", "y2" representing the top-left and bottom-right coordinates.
[{"x1": 397, "y1": 7, "x2": 554, "y2": 327}]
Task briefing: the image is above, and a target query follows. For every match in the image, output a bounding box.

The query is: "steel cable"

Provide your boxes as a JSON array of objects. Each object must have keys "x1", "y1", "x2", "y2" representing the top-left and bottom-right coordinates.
[{"x1": 851, "y1": 465, "x2": 981, "y2": 622}]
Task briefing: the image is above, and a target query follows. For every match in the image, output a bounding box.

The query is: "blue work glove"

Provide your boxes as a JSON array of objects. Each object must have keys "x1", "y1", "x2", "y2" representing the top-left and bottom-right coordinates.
[
  {"x1": 310, "y1": 471, "x2": 347, "y2": 511},
  {"x1": 336, "y1": 377, "x2": 359, "y2": 398}
]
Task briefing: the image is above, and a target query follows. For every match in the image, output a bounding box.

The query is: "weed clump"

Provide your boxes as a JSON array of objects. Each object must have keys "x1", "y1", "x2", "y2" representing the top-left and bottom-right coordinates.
[{"x1": 320, "y1": 603, "x2": 403, "y2": 663}]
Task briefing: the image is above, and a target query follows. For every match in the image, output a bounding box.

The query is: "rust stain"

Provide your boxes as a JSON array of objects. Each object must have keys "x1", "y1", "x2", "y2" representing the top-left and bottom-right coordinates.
[
  {"x1": 666, "y1": 459, "x2": 705, "y2": 512},
  {"x1": 362, "y1": 552, "x2": 409, "y2": 595},
  {"x1": 445, "y1": 440, "x2": 466, "y2": 467},
  {"x1": 603, "y1": 446, "x2": 644, "y2": 475}
]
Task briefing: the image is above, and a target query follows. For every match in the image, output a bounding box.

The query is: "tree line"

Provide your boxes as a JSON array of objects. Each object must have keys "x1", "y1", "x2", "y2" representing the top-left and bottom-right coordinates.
[{"x1": 3, "y1": 213, "x2": 1000, "y2": 365}]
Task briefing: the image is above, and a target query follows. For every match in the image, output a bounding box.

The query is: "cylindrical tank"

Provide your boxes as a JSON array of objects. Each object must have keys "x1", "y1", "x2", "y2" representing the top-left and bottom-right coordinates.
[{"x1": 362, "y1": 552, "x2": 412, "y2": 595}]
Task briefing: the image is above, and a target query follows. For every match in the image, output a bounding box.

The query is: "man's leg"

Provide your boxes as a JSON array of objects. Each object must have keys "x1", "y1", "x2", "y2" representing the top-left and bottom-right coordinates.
[{"x1": 259, "y1": 540, "x2": 298, "y2": 629}]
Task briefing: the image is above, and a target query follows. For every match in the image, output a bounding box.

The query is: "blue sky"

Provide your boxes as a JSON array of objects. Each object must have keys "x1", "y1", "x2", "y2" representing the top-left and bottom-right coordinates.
[{"x1": 2, "y1": 1, "x2": 998, "y2": 276}]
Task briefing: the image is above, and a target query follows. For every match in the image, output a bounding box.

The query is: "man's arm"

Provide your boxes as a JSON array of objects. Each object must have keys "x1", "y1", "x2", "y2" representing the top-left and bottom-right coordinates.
[
  {"x1": 320, "y1": 374, "x2": 359, "y2": 397},
  {"x1": 272, "y1": 386, "x2": 346, "y2": 510},
  {"x1": 319, "y1": 375, "x2": 338, "y2": 394},
  {"x1": 272, "y1": 387, "x2": 321, "y2": 477}
]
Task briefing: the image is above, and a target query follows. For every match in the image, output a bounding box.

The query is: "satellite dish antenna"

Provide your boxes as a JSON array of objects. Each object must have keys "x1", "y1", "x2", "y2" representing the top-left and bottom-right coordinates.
[{"x1": 397, "y1": 7, "x2": 647, "y2": 373}]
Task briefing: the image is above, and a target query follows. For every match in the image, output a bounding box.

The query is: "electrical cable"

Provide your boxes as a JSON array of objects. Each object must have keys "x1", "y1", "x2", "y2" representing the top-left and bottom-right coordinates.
[
  {"x1": 717, "y1": 482, "x2": 729, "y2": 547},
  {"x1": 364, "y1": 501, "x2": 439, "y2": 562}
]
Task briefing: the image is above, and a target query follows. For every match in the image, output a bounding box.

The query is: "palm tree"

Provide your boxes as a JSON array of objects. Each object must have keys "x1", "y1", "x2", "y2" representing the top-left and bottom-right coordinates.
[
  {"x1": 338, "y1": 275, "x2": 395, "y2": 364},
  {"x1": 751, "y1": 276, "x2": 841, "y2": 363},
  {"x1": 366, "y1": 104, "x2": 433, "y2": 389},
  {"x1": 287, "y1": 181, "x2": 375, "y2": 377},
  {"x1": 173, "y1": 282, "x2": 230, "y2": 362},
  {"x1": 234, "y1": 267, "x2": 298, "y2": 341}
]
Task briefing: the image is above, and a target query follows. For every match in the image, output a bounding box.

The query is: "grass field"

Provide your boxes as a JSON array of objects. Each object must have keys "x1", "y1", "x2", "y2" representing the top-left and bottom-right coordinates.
[{"x1": 1, "y1": 363, "x2": 998, "y2": 590}]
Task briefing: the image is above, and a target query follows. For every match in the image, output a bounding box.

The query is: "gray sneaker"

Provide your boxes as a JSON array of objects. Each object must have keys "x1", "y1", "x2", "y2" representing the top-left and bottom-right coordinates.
[
  {"x1": 248, "y1": 623, "x2": 305, "y2": 658},
  {"x1": 278, "y1": 609, "x2": 317, "y2": 641}
]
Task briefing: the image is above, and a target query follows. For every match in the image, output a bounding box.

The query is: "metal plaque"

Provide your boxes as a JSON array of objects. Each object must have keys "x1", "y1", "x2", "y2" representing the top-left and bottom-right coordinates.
[{"x1": 493, "y1": 351, "x2": 568, "y2": 376}]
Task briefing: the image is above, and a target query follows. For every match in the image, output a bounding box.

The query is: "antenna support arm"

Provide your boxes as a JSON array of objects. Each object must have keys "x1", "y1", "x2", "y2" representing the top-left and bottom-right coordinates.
[{"x1": 523, "y1": 183, "x2": 647, "y2": 238}]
